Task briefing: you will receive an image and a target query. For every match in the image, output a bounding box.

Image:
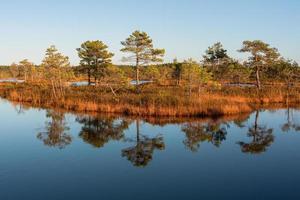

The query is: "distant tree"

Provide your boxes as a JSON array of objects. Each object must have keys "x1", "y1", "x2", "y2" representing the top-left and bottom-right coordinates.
[
  {"x1": 0, "y1": 66, "x2": 11, "y2": 79},
  {"x1": 9, "y1": 62, "x2": 20, "y2": 78},
  {"x1": 117, "y1": 65, "x2": 135, "y2": 80},
  {"x1": 18, "y1": 59, "x2": 35, "y2": 82},
  {"x1": 172, "y1": 58, "x2": 184, "y2": 86},
  {"x1": 101, "y1": 65, "x2": 130, "y2": 98},
  {"x1": 121, "y1": 30, "x2": 165, "y2": 87},
  {"x1": 181, "y1": 59, "x2": 212, "y2": 95},
  {"x1": 41, "y1": 45, "x2": 73, "y2": 99},
  {"x1": 144, "y1": 65, "x2": 160, "y2": 82},
  {"x1": 222, "y1": 61, "x2": 251, "y2": 83},
  {"x1": 203, "y1": 42, "x2": 229, "y2": 65},
  {"x1": 203, "y1": 42, "x2": 230, "y2": 79},
  {"x1": 155, "y1": 63, "x2": 175, "y2": 85},
  {"x1": 77, "y1": 40, "x2": 114, "y2": 85},
  {"x1": 266, "y1": 59, "x2": 300, "y2": 86},
  {"x1": 239, "y1": 40, "x2": 280, "y2": 89}
]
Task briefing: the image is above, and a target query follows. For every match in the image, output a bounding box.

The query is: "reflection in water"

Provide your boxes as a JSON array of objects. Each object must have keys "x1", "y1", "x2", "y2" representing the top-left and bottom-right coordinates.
[
  {"x1": 122, "y1": 120, "x2": 165, "y2": 167},
  {"x1": 76, "y1": 116, "x2": 165, "y2": 167},
  {"x1": 282, "y1": 108, "x2": 300, "y2": 133},
  {"x1": 76, "y1": 116, "x2": 130, "y2": 148},
  {"x1": 181, "y1": 121, "x2": 228, "y2": 152},
  {"x1": 4, "y1": 100, "x2": 300, "y2": 199},
  {"x1": 237, "y1": 111, "x2": 274, "y2": 154},
  {"x1": 32, "y1": 106, "x2": 298, "y2": 166},
  {"x1": 37, "y1": 110, "x2": 72, "y2": 149}
]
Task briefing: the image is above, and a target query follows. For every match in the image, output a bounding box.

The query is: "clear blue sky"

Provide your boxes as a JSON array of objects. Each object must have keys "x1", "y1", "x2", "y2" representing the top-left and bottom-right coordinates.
[{"x1": 1, "y1": 0, "x2": 299, "y2": 65}]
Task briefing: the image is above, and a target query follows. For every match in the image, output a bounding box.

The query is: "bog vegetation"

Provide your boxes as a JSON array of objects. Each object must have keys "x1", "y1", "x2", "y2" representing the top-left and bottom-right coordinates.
[{"x1": 0, "y1": 30, "x2": 299, "y2": 116}]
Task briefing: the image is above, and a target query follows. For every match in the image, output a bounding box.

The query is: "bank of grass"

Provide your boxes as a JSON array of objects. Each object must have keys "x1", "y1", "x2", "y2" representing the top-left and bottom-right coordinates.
[{"x1": 0, "y1": 83, "x2": 299, "y2": 117}]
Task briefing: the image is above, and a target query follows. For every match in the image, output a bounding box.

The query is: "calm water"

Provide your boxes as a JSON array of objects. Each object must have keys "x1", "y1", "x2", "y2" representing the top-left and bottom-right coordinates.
[{"x1": 1, "y1": 99, "x2": 300, "y2": 200}]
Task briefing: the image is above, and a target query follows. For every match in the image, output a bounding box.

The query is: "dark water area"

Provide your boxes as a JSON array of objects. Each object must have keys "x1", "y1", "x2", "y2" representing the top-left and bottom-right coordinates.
[{"x1": 1, "y1": 98, "x2": 300, "y2": 200}]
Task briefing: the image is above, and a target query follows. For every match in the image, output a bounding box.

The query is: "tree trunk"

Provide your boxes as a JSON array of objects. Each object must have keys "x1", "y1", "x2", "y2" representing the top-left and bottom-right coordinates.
[
  {"x1": 109, "y1": 85, "x2": 117, "y2": 97},
  {"x1": 255, "y1": 66, "x2": 261, "y2": 89},
  {"x1": 136, "y1": 56, "x2": 140, "y2": 87},
  {"x1": 88, "y1": 70, "x2": 91, "y2": 86},
  {"x1": 254, "y1": 55, "x2": 261, "y2": 90},
  {"x1": 287, "y1": 107, "x2": 290, "y2": 125},
  {"x1": 136, "y1": 119, "x2": 140, "y2": 143},
  {"x1": 177, "y1": 75, "x2": 181, "y2": 86},
  {"x1": 95, "y1": 59, "x2": 98, "y2": 86},
  {"x1": 136, "y1": 66, "x2": 139, "y2": 86},
  {"x1": 51, "y1": 79, "x2": 57, "y2": 99},
  {"x1": 255, "y1": 110, "x2": 259, "y2": 132},
  {"x1": 59, "y1": 78, "x2": 64, "y2": 97}
]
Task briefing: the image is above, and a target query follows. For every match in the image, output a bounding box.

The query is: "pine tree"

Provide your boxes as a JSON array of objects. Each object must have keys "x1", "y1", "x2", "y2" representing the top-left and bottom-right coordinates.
[
  {"x1": 41, "y1": 45, "x2": 72, "y2": 98},
  {"x1": 121, "y1": 30, "x2": 165, "y2": 87},
  {"x1": 239, "y1": 40, "x2": 280, "y2": 89},
  {"x1": 77, "y1": 40, "x2": 114, "y2": 85}
]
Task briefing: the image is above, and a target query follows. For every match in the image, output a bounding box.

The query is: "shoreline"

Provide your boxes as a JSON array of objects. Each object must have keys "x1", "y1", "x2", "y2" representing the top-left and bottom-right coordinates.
[
  {"x1": 0, "y1": 83, "x2": 299, "y2": 118},
  {"x1": 1, "y1": 98, "x2": 254, "y2": 126}
]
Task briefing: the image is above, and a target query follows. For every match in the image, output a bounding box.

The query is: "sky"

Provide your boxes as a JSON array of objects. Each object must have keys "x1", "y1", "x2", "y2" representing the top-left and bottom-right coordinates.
[{"x1": 0, "y1": 0, "x2": 299, "y2": 65}]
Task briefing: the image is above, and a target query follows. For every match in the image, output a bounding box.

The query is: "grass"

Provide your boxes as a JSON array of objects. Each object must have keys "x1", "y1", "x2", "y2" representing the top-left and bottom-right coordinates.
[{"x1": 0, "y1": 83, "x2": 299, "y2": 117}]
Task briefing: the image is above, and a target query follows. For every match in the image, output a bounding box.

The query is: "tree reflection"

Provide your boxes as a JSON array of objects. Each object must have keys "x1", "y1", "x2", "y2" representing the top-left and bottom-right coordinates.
[
  {"x1": 37, "y1": 110, "x2": 72, "y2": 149},
  {"x1": 281, "y1": 108, "x2": 300, "y2": 133},
  {"x1": 237, "y1": 111, "x2": 274, "y2": 154},
  {"x1": 181, "y1": 121, "x2": 228, "y2": 152},
  {"x1": 76, "y1": 116, "x2": 131, "y2": 148},
  {"x1": 122, "y1": 120, "x2": 165, "y2": 167}
]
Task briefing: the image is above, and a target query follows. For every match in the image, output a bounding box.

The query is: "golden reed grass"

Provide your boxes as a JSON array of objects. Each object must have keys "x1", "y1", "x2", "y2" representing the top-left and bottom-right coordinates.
[{"x1": 0, "y1": 84, "x2": 299, "y2": 117}]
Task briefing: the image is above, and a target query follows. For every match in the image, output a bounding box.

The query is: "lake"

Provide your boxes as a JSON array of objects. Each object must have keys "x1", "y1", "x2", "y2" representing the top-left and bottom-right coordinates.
[{"x1": 1, "y1": 98, "x2": 300, "y2": 200}]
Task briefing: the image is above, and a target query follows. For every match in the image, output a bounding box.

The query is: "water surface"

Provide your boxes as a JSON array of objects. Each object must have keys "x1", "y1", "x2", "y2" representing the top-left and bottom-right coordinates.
[{"x1": 0, "y1": 99, "x2": 300, "y2": 200}]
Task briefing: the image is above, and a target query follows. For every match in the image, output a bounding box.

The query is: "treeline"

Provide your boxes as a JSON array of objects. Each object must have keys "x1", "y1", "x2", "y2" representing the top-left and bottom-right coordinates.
[
  {"x1": 0, "y1": 66, "x2": 11, "y2": 78},
  {"x1": 1, "y1": 30, "x2": 300, "y2": 96}
]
